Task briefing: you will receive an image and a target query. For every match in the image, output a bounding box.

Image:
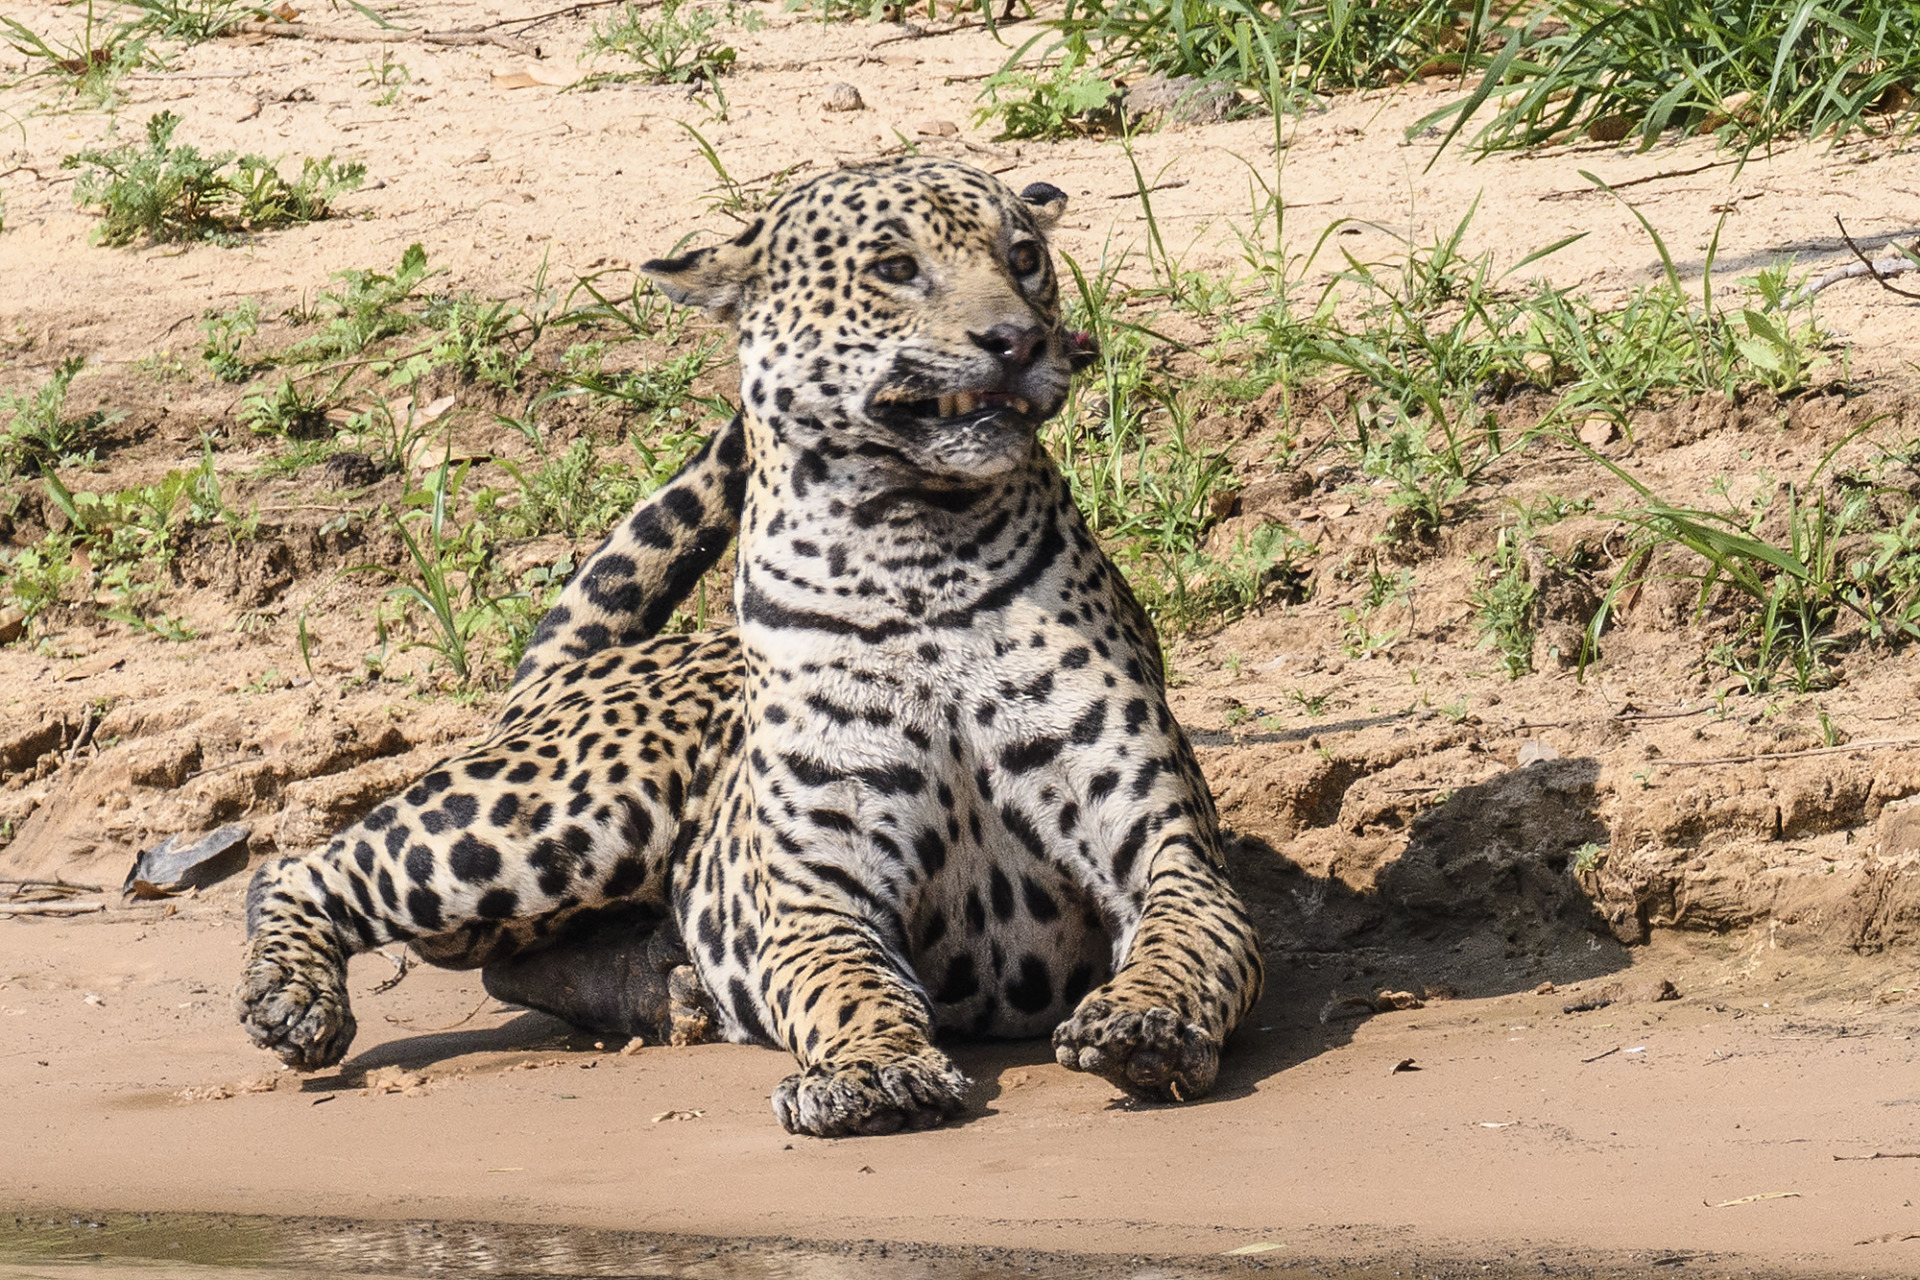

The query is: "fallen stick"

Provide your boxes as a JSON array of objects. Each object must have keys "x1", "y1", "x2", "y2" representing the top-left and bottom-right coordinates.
[
  {"x1": 494, "y1": 0, "x2": 634, "y2": 33},
  {"x1": 1539, "y1": 157, "x2": 1744, "y2": 201},
  {"x1": 1794, "y1": 257, "x2": 1920, "y2": 301},
  {"x1": 1792, "y1": 217, "x2": 1920, "y2": 303},
  {"x1": 232, "y1": 21, "x2": 535, "y2": 55},
  {"x1": 0, "y1": 902, "x2": 107, "y2": 917},
  {"x1": 1, "y1": 878, "x2": 107, "y2": 894},
  {"x1": 1659, "y1": 737, "x2": 1920, "y2": 769}
]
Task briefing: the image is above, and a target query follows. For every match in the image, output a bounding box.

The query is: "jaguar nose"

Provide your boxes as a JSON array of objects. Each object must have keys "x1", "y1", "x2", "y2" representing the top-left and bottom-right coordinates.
[{"x1": 968, "y1": 323, "x2": 1046, "y2": 370}]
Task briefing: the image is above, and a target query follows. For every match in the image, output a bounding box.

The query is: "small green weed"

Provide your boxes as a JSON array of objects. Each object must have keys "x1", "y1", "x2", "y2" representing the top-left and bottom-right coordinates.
[
  {"x1": 201, "y1": 298, "x2": 261, "y2": 383},
  {"x1": 426, "y1": 295, "x2": 531, "y2": 389},
  {"x1": 1286, "y1": 687, "x2": 1329, "y2": 716},
  {"x1": 1470, "y1": 524, "x2": 1537, "y2": 679},
  {"x1": 240, "y1": 375, "x2": 334, "y2": 439},
  {"x1": 491, "y1": 437, "x2": 645, "y2": 539},
  {"x1": 1, "y1": 357, "x2": 110, "y2": 478},
  {"x1": 678, "y1": 122, "x2": 808, "y2": 220},
  {"x1": 1582, "y1": 450, "x2": 1920, "y2": 691},
  {"x1": 579, "y1": 0, "x2": 744, "y2": 86},
  {"x1": 975, "y1": 50, "x2": 1119, "y2": 140},
  {"x1": 1, "y1": 2, "x2": 151, "y2": 105},
  {"x1": 289, "y1": 242, "x2": 438, "y2": 362},
  {"x1": 64, "y1": 112, "x2": 365, "y2": 246},
  {"x1": 1143, "y1": 521, "x2": 1314, "y2": 633},
  {"x1": 0, "y1": 533, "x2": 76, "y2": 621},
  {"x1": 360, "y1": 48, "x2": 411, "y2": 104},
  {"x1": 34, "y1": 447, "x2": 248, "y2": 627},
  {"x1": 123, "y1": 0, "x2": 265, "y2": 42},
  {"x1": 353, "y1": 463, "x2": 501, "y2": 685}
]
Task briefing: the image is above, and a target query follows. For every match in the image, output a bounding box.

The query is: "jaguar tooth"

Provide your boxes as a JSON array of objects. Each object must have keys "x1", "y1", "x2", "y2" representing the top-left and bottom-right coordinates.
[
  {"x1": 953, "y1": 391, "x2": 977, "y2": 416},
  {"x1": 937, "y1": 394, "x2": 957, "y2": 418}
]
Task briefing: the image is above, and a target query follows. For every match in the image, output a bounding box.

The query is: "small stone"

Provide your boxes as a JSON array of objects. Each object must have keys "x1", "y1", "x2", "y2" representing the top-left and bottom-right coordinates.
[
  {"x1": 1517, "y1": 739, "x2": 1560, "y2": 767},
  {"x1": 1578, "y1": 415, "x2": 1617, "y2": 449},
  {"x1": 1878, "y1": 796, "x2": 1920, "y2": 856},
  {"x1": 1123, "y1": 74, "x2": 1233, "y2": 128},
  {"x1": 0, "y1": 606, "x2": 24, "y2": 646},
  {"x1": 822, "y1": 83, "x2": 865, "y2": 113}
]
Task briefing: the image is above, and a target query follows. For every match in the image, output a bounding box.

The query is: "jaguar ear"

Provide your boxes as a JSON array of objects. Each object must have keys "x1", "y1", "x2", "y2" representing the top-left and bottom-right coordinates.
[
  {"x1": 1018, "y1": 181, "x2": 1069, "y2": 232},
  {"x1": 641, "y1": 220, "x2": 765, "y2": 320}
]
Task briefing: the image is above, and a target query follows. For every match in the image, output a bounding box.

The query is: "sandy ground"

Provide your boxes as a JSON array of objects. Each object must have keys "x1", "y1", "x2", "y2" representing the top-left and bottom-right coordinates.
[
  {"x1": 7, "y1": 2, "x2": 1920, "y2": 1275},
  {"x1": 3, "y1": 903, "x2": 1920, "y2": 1277}
]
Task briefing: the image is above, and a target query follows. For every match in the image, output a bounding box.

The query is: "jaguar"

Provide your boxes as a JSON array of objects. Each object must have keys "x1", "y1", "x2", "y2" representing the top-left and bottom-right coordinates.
[{"x1": 236, "y1": 157, "x2": 1264, "y2": 1136}]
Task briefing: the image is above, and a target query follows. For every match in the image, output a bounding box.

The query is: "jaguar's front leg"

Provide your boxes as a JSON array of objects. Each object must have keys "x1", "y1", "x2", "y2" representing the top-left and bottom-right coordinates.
[
  {"x1": 758, "y1": 907, "x2": 972, "y2": 1136},
  {"x1": 1052, "y1": 826, "x2": 1263, "y2": 1102}
]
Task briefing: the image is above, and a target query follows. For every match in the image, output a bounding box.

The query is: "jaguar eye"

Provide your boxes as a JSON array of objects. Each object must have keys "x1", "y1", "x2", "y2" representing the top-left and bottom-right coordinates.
[
  {"x1": 1008, "y1": 241, "x2": 1042, "y2": 276},
  {"x1": 873, "y1": 255, "x2": 919, "y2": 284}
]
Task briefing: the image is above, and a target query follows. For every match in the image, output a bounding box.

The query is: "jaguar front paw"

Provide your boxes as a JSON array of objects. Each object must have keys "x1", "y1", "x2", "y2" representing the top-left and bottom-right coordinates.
[
  {"x1": 233, "y1": 946, "x2": 356, "y2": 1071},
  {"x1": 1052, "y1": 997, "x2": 1219, "y2": 1103},
  {"x1": 771, "y1": 1051, "x2": 970, "y2": 1137}
]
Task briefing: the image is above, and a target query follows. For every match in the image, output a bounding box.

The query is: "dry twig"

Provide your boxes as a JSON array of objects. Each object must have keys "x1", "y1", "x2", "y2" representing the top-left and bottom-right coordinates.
[
  {"x1": 1660, "y1": 737, "x2": 1920, "y2": 769},
  {"x1": 1792, "y1": 217, "x2": 1920, "y2": 303},
  {"x1": 1539, "y1": 157, "x2": 1744, "y2": 202},
  {"x1": 0, "y1": 902, "x2": 107, "y2": 917},
  {"x1": 233, "y1": 21, "x2": 535, "y2": 56}
]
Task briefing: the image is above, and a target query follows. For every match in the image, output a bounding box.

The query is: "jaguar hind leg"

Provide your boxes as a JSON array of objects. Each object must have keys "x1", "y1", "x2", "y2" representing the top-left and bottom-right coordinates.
[
  {"x1": 478, "y1": 903, "x2": 717, "y2": 1044},
  {"x1": 235, "y1": 634, "x2": 741, "y2": 1070}
]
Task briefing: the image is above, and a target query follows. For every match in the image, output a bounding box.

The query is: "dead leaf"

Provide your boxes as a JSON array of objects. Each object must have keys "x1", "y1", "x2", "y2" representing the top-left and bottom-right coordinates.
[
  {"x1": 491, "y1": 72, "x2": 548, "y2": 90},
  {"x1": 61, "y1": 652, "x2": 124, "y2": 681},
  {"x1": 651, "y1": 1108, "x2": 705, "y2": 1122},
  {"x1": 1321, "y1": 500, "x2": 1353, "y2": 518},
  {"x1": 451, "y1": 148, "x2": 492, "y2": 167},
  {"x1": 406, "y1": 438, "x2": 490, "y2": 474},
  {"x1": 1377, "y1": 989, "x2": 1425, "y2": 1011},
  {"x1": 1391, "y1": 1058, "x2": 1420, "y2": 1073},
  {"x1": 269, "y1": 1, "x2": 300, "y2": 20},
  {"x1": 916, "y1": 119, "x2": 959, "y2": 137},
  {"x1": 1224, "y1": 1242, "x2": 1285, "y2": 1255},
  {"x1": 1578, "y1": 415, "x2": 1616, "y2": 449}
]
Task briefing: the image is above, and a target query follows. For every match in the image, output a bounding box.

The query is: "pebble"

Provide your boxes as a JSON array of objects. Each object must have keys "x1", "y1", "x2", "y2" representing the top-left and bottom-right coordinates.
[{"x1": 823, "y1": 83, "x2": 865, "y2": 112}]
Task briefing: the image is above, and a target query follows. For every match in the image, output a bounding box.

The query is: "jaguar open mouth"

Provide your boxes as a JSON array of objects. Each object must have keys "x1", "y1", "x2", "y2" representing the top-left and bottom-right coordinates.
[{"x1": 871, "y1": 389, "x2": 1038, "y2": 426}]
